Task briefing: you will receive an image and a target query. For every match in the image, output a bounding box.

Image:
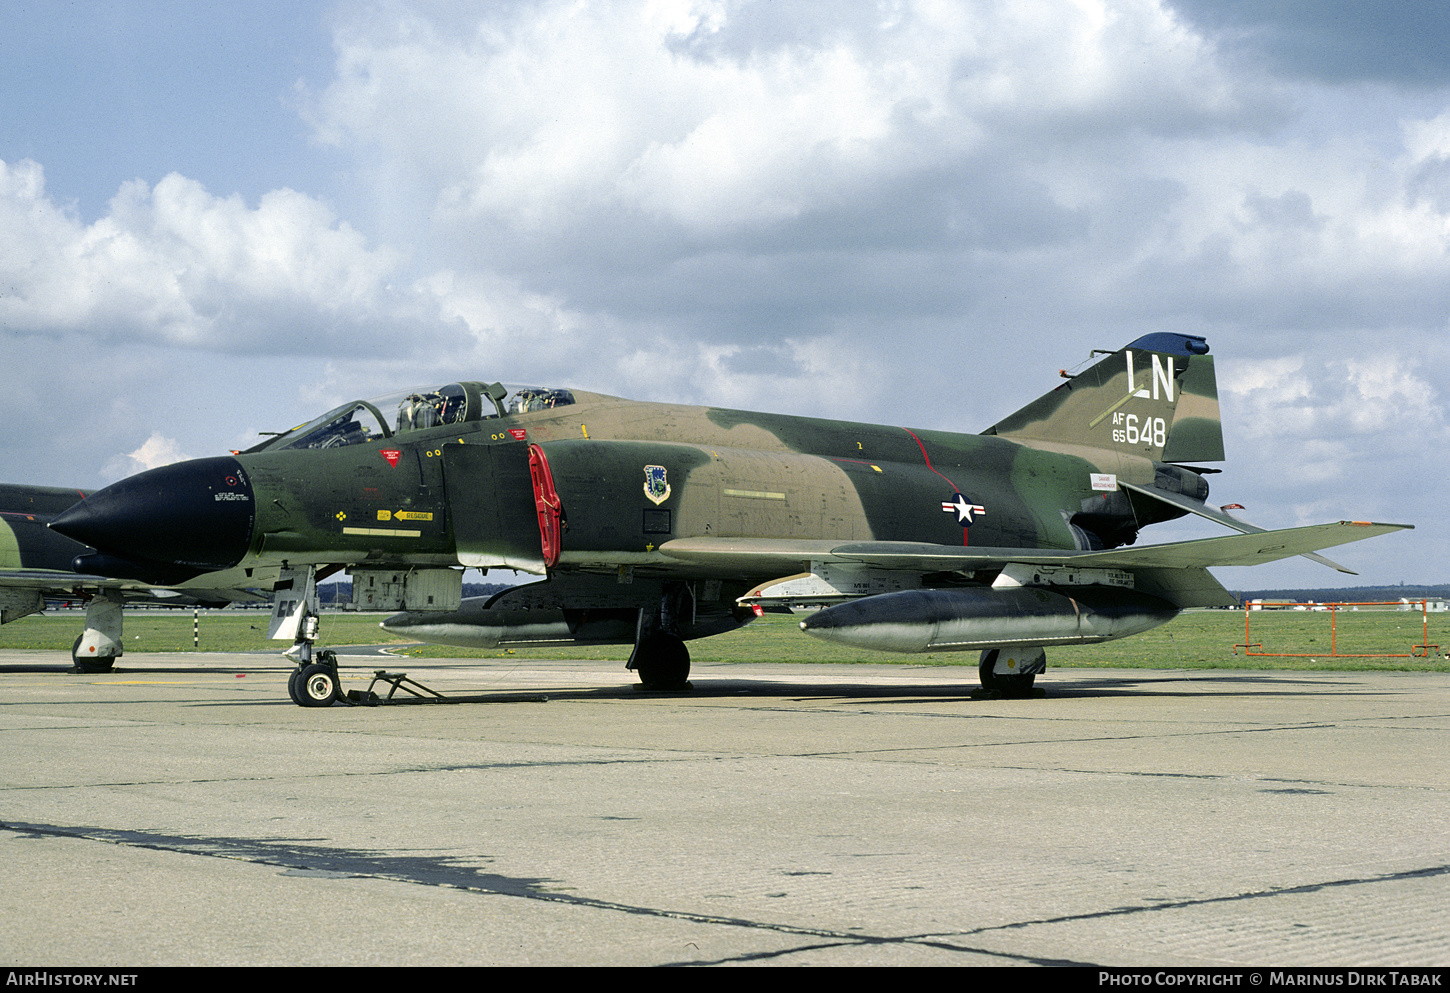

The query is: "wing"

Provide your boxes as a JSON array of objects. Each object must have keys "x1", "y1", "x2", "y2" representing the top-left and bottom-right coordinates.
[
  {"x1": 659, "y1": 521, "x2": 1409, "y2": 574},
  {"x1": 658, "y1": 521, "x2": 1411, "y2": 611},
  {"x1": 0, "y1": 568, "x2": 125, "y2": 592}
]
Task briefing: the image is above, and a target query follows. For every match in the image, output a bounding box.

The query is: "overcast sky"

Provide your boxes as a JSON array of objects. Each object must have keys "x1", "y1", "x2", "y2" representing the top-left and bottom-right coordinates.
[{"x1": 2, "y1": 0, "x2": 1445, "y2": 589}]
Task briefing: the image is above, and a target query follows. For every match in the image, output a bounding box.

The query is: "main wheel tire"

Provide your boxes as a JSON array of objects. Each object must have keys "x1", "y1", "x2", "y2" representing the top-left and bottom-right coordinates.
[
  {"x1": 287, "y1": 666, "x2": 305, "y2": 705},
  {"x1": 70, "y1": 634, "x2": 116, "y2": 673},
  {"x1": 634, "y1": 634, "x2": 691, "y2": 690},
  {"x1": 978, "y1": 649, "x2": 1036, "y2": 697},
  {"x1": 297, "y1": 662, "x2": 340, "y2": 707}
]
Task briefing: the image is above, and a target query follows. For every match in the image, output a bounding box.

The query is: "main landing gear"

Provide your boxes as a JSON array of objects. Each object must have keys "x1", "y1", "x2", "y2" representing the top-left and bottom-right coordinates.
[
  {"x1": 627, "y1": 583, "x2": 693, "y2": 690},
  {"x1": 977, "y1": 646, "x2": 1046, "y2": 698},
  {"x1": 631, "y1": 632, "x2": 691, "y2": 690}
]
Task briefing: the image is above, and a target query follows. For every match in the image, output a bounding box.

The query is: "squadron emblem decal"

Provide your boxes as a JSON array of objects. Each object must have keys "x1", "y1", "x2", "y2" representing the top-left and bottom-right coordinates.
[
  {"x1": 643, "y1": 465, "x2": 671, "y2": 505},
  {"x1": 941, "y1": 493, "x2": 986, "y2": 526}
]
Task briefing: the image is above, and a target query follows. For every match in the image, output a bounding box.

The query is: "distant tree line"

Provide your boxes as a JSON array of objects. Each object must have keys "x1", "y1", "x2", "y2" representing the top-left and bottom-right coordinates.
[{"x1": 1231, "y1": 584, "x2": 1450, "y2": 604}]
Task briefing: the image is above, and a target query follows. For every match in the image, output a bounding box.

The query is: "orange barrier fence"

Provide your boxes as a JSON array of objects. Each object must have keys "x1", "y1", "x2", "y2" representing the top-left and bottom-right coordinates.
[{"x1": 1233, "y1": 600, "x2": 1440, "y2": 659}]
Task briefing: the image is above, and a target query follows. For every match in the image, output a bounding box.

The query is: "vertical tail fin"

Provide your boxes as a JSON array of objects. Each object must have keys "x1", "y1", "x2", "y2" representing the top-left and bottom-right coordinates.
[{"x1": 984, "y1": 333, "x2": 1224, "y2": 464}]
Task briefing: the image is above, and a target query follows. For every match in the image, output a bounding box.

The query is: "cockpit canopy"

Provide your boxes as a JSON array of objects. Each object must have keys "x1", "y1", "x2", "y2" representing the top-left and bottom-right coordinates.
[{"x1": 253, "y1": 382, "x2": 576, "y2": 452}]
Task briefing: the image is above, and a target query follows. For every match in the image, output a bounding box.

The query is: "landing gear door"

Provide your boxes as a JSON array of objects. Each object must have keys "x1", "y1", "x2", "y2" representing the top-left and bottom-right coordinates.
[
  {"x1": 268, "y1": 564, "x2": 318, "y2": 641},
  {"x1": 442, "y1": 443, "x2": 550, "y2": 574}
]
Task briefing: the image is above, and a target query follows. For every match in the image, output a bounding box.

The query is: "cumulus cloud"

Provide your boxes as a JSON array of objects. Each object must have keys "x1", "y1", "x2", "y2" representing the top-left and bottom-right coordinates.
[
  {"x1": 101, "y1": 432, "x2": 195, "y2": 482},
  {"x1": 14, "y1": 1, "x2": 1448, "y2": 404},
  {"x1": 0, "y1": 159, "x2": 406, "y2": 351},
  {"x1": 305, "y1": 0, "x2": 1259, "y2": 244},
  {"x1": 1219, "y1": 350, "x2": 1449, "y2": 532},
  {"x1": 286, "y1": 3, "x2": 1450, "y2": 387}
]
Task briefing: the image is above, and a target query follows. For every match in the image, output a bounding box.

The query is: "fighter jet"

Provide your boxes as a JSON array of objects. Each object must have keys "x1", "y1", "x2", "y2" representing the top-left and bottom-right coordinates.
[
  {"x1": 48, "y1": 334, "x2": 1409, "y2": 704},
  {"x1": 1, "y1": 483, "x2": 268, "y2": 670}
]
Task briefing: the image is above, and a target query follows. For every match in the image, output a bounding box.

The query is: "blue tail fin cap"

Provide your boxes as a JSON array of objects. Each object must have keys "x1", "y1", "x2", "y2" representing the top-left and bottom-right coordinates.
[{"x1": 1125, "y1": 334, "x2": 1209, "y2": 357}]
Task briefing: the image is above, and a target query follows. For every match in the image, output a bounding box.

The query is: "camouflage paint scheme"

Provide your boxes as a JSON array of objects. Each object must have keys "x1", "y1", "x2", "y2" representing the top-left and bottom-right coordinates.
[
  {"x1": 49, "y1": 334, "x2": 1409, "y2": 700},
  {"x1": 244, "y1": 339, "x2": 1221, "y2": 571}
]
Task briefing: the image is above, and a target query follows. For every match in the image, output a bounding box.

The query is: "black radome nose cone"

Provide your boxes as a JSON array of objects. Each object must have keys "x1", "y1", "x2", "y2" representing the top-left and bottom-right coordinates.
[{"x1": 50, "y1": 457, "x2": 255, "y2": 580}]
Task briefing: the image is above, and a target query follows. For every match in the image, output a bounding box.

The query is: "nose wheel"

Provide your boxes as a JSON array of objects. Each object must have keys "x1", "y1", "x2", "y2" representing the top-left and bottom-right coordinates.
[{"x1": 288, "y1": 650, "x2": 342, "y2": 707}]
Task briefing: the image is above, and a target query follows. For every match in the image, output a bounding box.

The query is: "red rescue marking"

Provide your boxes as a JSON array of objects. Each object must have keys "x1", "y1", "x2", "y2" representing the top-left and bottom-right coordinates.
[
  {"x1": 508, "y1": 428, "x2": 527, "y2": 440},
  {"x1": 380, "y1": 449, "x2": 402, "y2": 467}
]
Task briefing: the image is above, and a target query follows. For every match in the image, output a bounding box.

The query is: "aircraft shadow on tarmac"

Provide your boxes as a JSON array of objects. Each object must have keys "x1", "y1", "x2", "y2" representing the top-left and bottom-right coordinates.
[{"x1": 0, "y1": 655, "x2": 1377, "y2": 705}]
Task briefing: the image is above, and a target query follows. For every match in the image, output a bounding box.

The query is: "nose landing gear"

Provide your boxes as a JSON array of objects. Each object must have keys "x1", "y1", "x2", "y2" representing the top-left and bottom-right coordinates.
[{"x1": 272, "y1": 563, "x2": 347, "y2": 708}]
